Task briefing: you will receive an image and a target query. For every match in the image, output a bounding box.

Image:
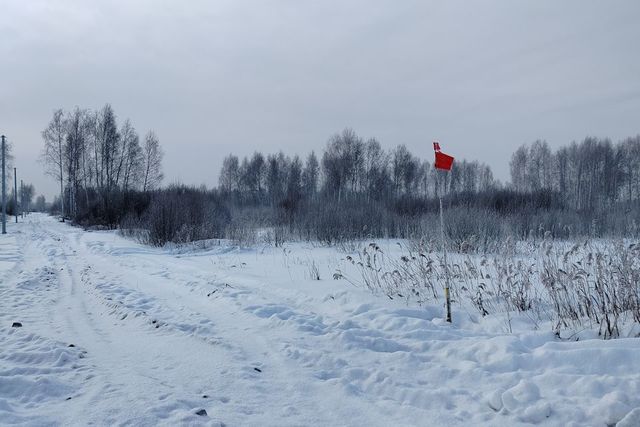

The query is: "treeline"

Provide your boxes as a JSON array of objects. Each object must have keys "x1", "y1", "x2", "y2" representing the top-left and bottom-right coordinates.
[
  {"x1": 510, "y1": 137, "x2": 640, "y2": 210},
  {"x1": 42, "y1": 104, "x2": 164, "y2": 226},
  {"x1": 213, "y1": 129, "x2": 640, "y2": 247},
  {"x1": 219, "y1": 128, "x2": 496, "y2": 206},
  {"x1": 43, "y1": 117, "x2": 640, "y2": 247},
  {"x1": 213, "y1": 128, "x2": 501, "y2": 246}
]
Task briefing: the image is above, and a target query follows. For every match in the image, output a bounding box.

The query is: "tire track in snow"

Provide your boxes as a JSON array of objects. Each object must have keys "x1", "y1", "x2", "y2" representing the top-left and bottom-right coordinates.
[
  {"x1": 67, "y1": 227, "x2": 381, "y2": 425},
  {"x1": 11, "y1": 215, "x2": 363, "y2": 426}
]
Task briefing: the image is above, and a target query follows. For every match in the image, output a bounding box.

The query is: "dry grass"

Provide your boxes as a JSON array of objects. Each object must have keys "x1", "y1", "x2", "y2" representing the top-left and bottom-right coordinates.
[{"x1": 341, "y1": 236, "x2": 640, "y2": 338}]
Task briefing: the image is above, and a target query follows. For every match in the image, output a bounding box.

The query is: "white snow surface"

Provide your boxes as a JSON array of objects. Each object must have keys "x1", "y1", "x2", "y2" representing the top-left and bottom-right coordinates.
[{"x1": 1, "y1": 214, "x2": 639, "y2": 426}]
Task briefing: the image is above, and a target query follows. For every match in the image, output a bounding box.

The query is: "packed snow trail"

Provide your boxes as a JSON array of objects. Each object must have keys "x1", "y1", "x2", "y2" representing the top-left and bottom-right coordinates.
[{"x1": 1, "y1": 214, "x2": 640, "y2": 426}]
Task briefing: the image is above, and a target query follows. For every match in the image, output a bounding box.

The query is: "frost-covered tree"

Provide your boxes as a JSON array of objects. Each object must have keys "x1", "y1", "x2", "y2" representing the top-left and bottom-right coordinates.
[
  {"x1": 65, "y1": 108, "x2": 84, "y2": 215},
  {"x1": 141, "y1": 131, "x2": 164, "y2": 192},
  {"x1": 41, "y1": 109, "x2": 67, "y2": 220},
  {"x1": 98, "y1": 104, "x2": 120, "y2": 190},
  {"x1": 509, "y1": 145, "x2": 528, "y2": 192},
  {"x1": 34, "y1": 195, "x2": 46, "y2": 212},
  {"x1": 302, "y1": 151, "x2": 319, "y2": 200},
  {"x1": 219, "y1": 154, "x2": 240, "y2": 193}
]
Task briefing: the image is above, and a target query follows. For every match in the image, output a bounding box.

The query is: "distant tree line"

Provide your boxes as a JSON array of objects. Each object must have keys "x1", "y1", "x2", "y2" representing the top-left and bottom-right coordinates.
[
  {"x1": 40, "y1": 114, "x2": 640, "y2": 247},
  {"x1": 216, "y1": 128, "x2": 500, "y2": 245},
  {"x1": 510, "y1": 137, "x2": 640, "y2": 210},
  {"x1": 215, "y1": 129, "x2": 640, "y2": 247},
  {"x1": 219, "y1": 128, "x2": 496, "y2": 207}
]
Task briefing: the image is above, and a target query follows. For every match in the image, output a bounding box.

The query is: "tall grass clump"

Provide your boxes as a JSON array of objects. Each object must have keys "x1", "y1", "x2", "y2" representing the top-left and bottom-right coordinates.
[{"x1": 540, "y1": 239, "x2": 640, "y2": 338}]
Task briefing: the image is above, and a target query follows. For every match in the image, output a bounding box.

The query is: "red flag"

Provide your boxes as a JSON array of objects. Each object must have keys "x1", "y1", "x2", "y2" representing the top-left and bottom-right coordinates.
[{"x1": 433, "y1": 142, "x2": 454, "y2": 171}]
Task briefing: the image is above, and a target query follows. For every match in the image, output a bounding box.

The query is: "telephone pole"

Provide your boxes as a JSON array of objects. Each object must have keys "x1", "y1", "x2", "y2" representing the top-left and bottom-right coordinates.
[
  {"x1": 14, "y1": 168, "x2": 18, "y2": 222},
  {"x1": 1, "y1": 135, "x2": 6, "y2": 234},
  {"x1": 20, "y1": 180, "x2": 24, "y2": 218}
]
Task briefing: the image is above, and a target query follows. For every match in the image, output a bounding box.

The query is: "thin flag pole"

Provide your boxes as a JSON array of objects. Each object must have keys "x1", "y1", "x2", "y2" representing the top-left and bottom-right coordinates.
[
  {"x1": 433, "y1": 141, "x2": 453, "y2": 323},
  {"x1": 439, "y1": 187, "x2": 452, "y2": 323}
]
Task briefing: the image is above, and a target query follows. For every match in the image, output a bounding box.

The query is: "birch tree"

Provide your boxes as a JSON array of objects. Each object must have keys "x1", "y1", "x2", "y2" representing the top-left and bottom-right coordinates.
[
  {"x1": 41, "y1": 109, "x2": 67, "y2": 220},
  {"x1": 141, "y1": 131, "x2": 164, "y2": 192}
]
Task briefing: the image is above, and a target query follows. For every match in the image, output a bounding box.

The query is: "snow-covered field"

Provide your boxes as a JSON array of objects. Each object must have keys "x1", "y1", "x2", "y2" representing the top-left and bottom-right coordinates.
[{"x1": 1, "y1": 213, "x2": 640, "y2": 426}]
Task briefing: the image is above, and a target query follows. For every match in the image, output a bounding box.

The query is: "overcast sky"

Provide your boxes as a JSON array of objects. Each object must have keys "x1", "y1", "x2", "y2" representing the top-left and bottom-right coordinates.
[{"x1": 1, "y1": 0, "x2": 639, "y2": 199}]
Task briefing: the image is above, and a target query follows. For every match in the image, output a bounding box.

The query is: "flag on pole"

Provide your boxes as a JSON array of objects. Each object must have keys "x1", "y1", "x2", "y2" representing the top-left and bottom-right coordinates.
[
  {"x1": 433, "y1": 141, "x2": 454, "y2": 171},
  {"x1": 433, "y1": 140, "x2": 454, "y2": 322}
]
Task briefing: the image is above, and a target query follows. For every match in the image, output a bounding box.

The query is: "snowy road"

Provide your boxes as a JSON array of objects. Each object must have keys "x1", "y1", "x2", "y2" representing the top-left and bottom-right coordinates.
[{"x1": 1, "y1": 214, "x2": 640, "y2": 426}]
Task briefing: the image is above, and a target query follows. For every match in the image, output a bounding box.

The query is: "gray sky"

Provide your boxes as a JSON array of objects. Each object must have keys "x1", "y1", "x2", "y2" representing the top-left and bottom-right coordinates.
[{"x1": 1, "y1": 0, "x2": 639, "y2": 199}]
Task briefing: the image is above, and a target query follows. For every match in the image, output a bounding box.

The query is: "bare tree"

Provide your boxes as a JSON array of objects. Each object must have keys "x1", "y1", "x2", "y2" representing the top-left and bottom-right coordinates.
[
  {"x1": 20, "y1": 183, "x2": 35, "y2": 213},
  {"x1": 478, "y1": 164, "x2": 495, "y2": 192},
  {"x1": 123, "y1": 132, "x2": 143, "y2": 190},
  {"x1": 118, "y1": 120, "x2": 143, "y2": 190},
  {"x1": 141, "y1": 131, "x2": 164, "y2": 192},
  {"x1": 65, "y1": 107, "x2": 89, "y2": 216},
  {"x1": 115, "y1": 119, "x2": 134, "y2": 188},
  {"x1": 98, "y1": 104, "x2": 120, "y2": 190},
  {"x1": 240, "y1": 152, "x2": 266, "y2": 202},
  {"x1": 553, "y1": 146, "x2": 569, "y2": 196},
  {"x1": 302, "y1": 151, "x2": 319, "y2": 200},
  {"x1": 41, "y1": 109, "x2": 67, "y2": 220},
  {"x1": 461, "y1": 160, "x2": 479, "y2": 193},
  {"x1": 363, "y1": 138, "x2": 389, "y2": 201},
  {"x1": 619, "y1": 136, "x2": 640, "y2": 202},
  {"x1": 527, "y1": 140, "x2": 552, "y2": 190},
  {"x1": 219, "y1": 154, "x2": 240, "y2": 193},
  {"x1": 322, "y1": 128, "x2": 364, "y2": 201},
  {"x1": 418, "y1": 160, "x2": 431, "y2": 198},
  {"x1": 86, "y1": 111, "x2": 101, "y2": 189},
  {"x1": 286, "y1": 155, "x2": 303, "y2": 201},
  {"x1": 510, "y1": 145, "x2": 528, "y2": 192},
  {"x1": 266, "y1": 152, "x2": 287, "y2": 206},
  {"x1": 391, "y1": 144, "x2": 419, "y2": 196},
  {"x1": 34, "y1": 195, "x2": 46, "y2": 212}
]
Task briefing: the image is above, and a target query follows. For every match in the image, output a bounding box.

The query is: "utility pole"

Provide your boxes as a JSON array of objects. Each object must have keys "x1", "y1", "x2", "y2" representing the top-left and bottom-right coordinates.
[
  {"x1": 20, "y1": 180, "x2": 24, "y2": 218},
  {"x1": 1, "y1": 135, "x2": 6, "y2": 234},
  {"x1": 14, "y1": 168, "x2": 18, "y2": 223}
]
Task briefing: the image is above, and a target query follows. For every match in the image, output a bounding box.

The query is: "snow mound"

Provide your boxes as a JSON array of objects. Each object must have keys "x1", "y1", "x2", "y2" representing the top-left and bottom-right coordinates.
[{"x1": 0, "y1": 328, "x2": 87, "y2": 425}]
